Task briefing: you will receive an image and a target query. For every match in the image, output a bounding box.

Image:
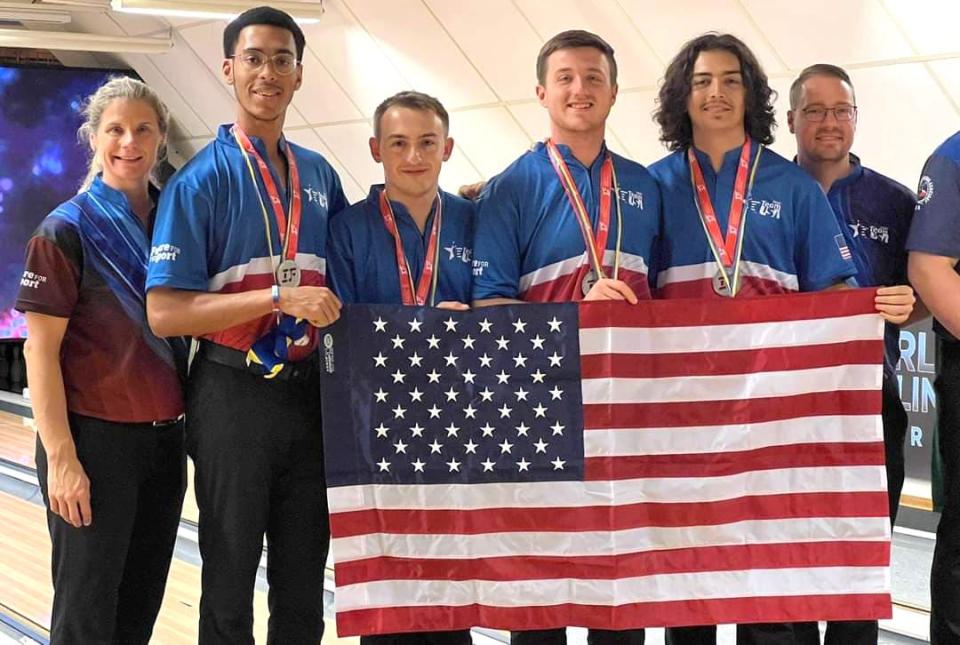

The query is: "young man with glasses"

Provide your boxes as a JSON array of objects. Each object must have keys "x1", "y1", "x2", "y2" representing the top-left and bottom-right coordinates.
[
  {"x1": 146, "y1": 6, "x2": 347, "y2": 644},
  {"x1": 788, "y1": 62, "x2": 923, "y2": 645}
]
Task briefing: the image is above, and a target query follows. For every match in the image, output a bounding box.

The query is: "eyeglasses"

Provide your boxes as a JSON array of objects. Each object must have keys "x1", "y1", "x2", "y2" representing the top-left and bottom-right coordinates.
[
  {"x1": 801, "y1": 105, "x2": 857, "y2": 122},
  {"x1": 230, "y1": 50, "x2": 299, "y2": 76}
]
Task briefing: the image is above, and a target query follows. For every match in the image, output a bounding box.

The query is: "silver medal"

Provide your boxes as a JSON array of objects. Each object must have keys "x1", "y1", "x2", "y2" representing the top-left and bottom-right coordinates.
[
  {"x1": 277, "y1": 259, "x2": 301, "y2": 287},
  {"x1": 712, "y1": 270, "x2": 732, "y2": 297},
  {"x1": 581, "y1": 271, "x2": 599, "y2": 296}
]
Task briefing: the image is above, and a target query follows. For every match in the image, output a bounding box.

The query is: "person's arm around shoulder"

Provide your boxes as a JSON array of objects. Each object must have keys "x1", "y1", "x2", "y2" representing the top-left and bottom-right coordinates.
[{"x1": 24, "y1": 313, "x2": 91, "y2": 528}]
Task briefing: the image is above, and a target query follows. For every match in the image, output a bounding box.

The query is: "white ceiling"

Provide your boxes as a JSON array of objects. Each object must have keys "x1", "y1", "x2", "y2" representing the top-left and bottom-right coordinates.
[{"x1": 26, "y1": 0, "x2": 960, "y2": 201}]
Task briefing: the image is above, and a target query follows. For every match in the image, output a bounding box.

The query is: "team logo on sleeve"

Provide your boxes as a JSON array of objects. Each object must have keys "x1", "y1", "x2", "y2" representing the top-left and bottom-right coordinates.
[
  {"x1": 20, "y1": 270, "x2": 47, "y2": 289},
  {"x1": 917, "y1": 175, "x2": 934, "y2": 206},
  {"x1": 150, "y1": 244, "x2": 181, "y2": 263}
]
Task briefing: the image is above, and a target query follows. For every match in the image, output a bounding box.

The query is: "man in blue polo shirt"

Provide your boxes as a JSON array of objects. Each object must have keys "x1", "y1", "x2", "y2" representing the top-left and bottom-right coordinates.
[
  {"x1": 326, "y1": 90, "x2": 472, "y2": 645},
  {"x1": 145, "y1": 7, "x2": 346, "y2": 644},
  {"x1": 471, "y1": 30, "x2": 660, "y2": 312},
  {"x1": 471, "y1": 28, "x2": 655, "y2": 645},
  {"x1": 649, "y1": 34, "x2": 914, "y2": 645},
  {"x1": 789, "y1": 62, "x2": 923, "y2": 645},
  {"x1": 327, "y1": 91, "x2": 472, "y2": 313},
  {"x1": 908, "y1": 134, "x2": 960, "y2": 643}
]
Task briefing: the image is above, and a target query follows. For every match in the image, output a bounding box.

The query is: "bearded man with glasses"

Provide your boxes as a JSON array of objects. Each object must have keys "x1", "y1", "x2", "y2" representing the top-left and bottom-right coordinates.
[{"x1": 788, "y1": 62, "x2": 926, "y2": 644}]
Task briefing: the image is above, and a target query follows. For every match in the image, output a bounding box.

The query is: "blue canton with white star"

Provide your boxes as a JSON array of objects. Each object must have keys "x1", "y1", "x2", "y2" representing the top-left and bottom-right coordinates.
[{"x1": 320, "y1": 303, "x2": 584, "y2": 486}]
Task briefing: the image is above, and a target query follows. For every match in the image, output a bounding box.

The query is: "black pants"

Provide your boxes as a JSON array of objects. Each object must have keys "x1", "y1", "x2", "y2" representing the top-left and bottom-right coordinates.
[
  {"x1": 361, "y1": 630, "x2": 472, "y2": 644},
  {"x1": 512, "y1": 629, "x2": 644, "y2": 644},
  {"x1": 36, "y1": 414, "x2": 186, "y2": 645},
  {"x1": 931, "y1": 339, "x2": 960, "y2": 644},
  {"x1": 188, "y1": 356, "x2": 330, "y2": 645},
  {"x1": 665, "y1": 375, "x2": 909, "y2": 645}
]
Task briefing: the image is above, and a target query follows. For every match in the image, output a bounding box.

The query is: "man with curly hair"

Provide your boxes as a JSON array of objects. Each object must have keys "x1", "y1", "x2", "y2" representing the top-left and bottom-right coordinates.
[{"x1": 647, "y1": 33, "x2": 913, "y2": 645}]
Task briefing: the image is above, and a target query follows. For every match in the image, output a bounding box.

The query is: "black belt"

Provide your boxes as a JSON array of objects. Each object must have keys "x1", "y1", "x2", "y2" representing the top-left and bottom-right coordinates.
[{"x1": 197, "y1": 340, "x2": 319, "y2": 383}]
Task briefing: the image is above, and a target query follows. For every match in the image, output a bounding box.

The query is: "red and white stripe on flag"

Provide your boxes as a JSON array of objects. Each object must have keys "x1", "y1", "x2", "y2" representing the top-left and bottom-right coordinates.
[{"x1": 327, "y1": 288, "x2": 890, "y2": 636}]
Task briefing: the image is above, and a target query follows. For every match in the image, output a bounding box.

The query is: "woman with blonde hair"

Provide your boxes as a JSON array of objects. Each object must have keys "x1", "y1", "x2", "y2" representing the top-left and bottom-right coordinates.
[{"x1": 16, "y1": 76, "x2": 186, "y2": 644}]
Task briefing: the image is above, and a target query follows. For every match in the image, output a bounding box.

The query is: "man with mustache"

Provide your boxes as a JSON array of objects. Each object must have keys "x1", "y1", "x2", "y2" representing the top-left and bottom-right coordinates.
[
  {"x1": 146, "y1": 6, "x2": 346, "y2": 644},
  {"x1": 648, "y1": 34, "x2": 913, "y2": 645},
  {"x1": 470, "y1": 28, "x2": 658, "y2": 644}
]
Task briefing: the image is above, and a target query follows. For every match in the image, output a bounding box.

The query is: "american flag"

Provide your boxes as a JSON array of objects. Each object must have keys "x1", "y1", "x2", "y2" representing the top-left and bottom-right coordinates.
[{"x1": 318, "y1": 289, "x2": 891, "y2": 637}]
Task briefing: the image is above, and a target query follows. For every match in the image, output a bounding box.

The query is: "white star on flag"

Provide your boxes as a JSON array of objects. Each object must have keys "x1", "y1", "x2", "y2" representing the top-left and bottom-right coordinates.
[
  {"x1": 428, "y1": 440, "x2": 443, "y2": 454},
  {"x1": 443, "y1": 317, "x2": 458, "y2": 332},
  {"x1": 377, "y1": 458, "x2": 390, "y2": 472},
  {"x1": 374, "y1": 388, "x2": 388, "y2": 403},
  {"x1": 412, "y1": 459, "x2": 425, "y2": 472},
  {"x1": 373, "y1": 317, "x2": 387, "y2": 332},
  {"x1": 481, "y1": 458, "x2": 496, "y2": 472},
  {"x1": 447, "y1": 459, "x2": 462, "y2": 472},
  {"x1": 530, "y1": 335, "x2": 545, "y2": 349},
  {"x1": 533, "y1": 403, "x2": 548, "y2": 418},
  {"x1": 408, "y1": 319, "x2": 423, "y2": 333},
  {"x1": 374, "y1": 423, "x2": 389, "y2": 438},
  {"x1": 392, "y1": 405, "x2": 406, "y2": 419},
  {"x1": 409, "y1": 387, "x2": 423, "y2": 402},
  {"x1": 547, "y1": 316, "x2": 562, "y2": 332},
  {"x1": 516, "y1": 458, "x2": 531, "y2": 472},
  {"x1": 495, "y1": 336, "x2": 510, "y2": 350},
  {"x1": 513, "y1": 319, "x2": 527, "y2": 334},
  {"x1": 373, "y1": 353, "x2": 388, "y2": 367},
  {"x1": 462, "y1": 335, "x2": 476, "y2": 349},
  {"x1": 499, "y1": 439, "x2": 514, "y2": 454},
  {"x1": 410, "y1": 423, "x2": 425, "y2": 438},
  {"x1": 391, "y1": 335, "x2": 405, "y2": 349},
  {"x1": 426, "y1": 335, "x2": 441, "y2": 349},
  {"x1": 533, "y1": 438, "x2": 549, "y2": 453},
  {"x1": 393, "y1": 440, "x2": 408, "y2": 454},
  {"x1": 548, "y1": 352, "x2": 563, "y2": 367},
  {"x1": 478, "y1": 318, "x2": 493, "y2": 333},
  {"x1": 391, "y1": 370, "x2": 405, "y2": 384}
]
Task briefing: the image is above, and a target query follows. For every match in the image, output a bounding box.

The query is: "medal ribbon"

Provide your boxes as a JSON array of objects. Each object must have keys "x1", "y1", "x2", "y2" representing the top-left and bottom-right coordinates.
[
  {"x1": 378, "y1": 189, "x2": 443, "y2": 306},
  {"x1": 545, "y1": 139, "x2": 615, "y2": 281},
  {"x1": 232, "y1": 125, "x2": 302, "y2": 264},
  {"x1": 688, "y1": 141, "x2": 763, "y2": 296},
  {"x1": 688, "y1": 139, "x2": 751, "y2": 268}
]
